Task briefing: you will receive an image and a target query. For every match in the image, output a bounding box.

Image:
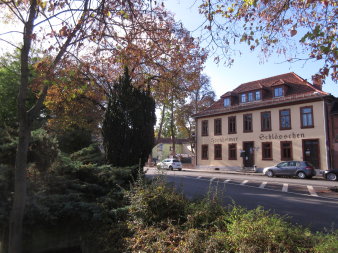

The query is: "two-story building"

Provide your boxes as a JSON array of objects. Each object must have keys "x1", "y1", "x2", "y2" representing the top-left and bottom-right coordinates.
[{"x1": 193, "y1": 72, "x2": 337, "y2": 171}]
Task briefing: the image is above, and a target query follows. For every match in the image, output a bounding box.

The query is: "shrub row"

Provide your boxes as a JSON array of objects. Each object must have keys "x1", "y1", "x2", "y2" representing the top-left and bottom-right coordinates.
[{"x1": 121, "y1": 176, "x2": 338, "y2": 253}]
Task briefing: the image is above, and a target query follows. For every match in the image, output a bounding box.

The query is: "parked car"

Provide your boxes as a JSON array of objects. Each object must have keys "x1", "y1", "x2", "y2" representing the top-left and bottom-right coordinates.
[
  {"x1": 322, "y1": 169, "x2": 338, "y2": 181},
  {"x1": 263, "y1": 161, "x2": 316, "y2": 179},
  {"x1": 157, "y1": 158, "x2": 182, "y2": 171}
]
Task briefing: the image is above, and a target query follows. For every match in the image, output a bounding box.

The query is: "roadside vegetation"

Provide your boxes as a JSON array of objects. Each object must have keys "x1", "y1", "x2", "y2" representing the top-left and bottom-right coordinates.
[{"x1": 122, "y1": 176, "x2": 338, "y2": 253}]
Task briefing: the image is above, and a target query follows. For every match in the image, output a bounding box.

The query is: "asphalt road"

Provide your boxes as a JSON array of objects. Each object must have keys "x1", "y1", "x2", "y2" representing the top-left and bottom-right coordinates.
[{"x1": 145, "y1": 168, "x2": 338, "y2": 232}]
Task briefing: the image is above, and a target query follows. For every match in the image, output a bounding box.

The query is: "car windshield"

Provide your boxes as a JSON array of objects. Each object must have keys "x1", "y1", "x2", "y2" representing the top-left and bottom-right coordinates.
[{"x1": 173, "y1": 159, "x2": 180, "y2": 163}]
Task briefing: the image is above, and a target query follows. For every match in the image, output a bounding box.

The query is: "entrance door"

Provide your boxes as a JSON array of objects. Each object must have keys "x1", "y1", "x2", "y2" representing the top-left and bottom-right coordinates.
[
  {"x1": 243, "y1": 141, "x2": 254, "y2": 167},
  {"x1": 303, "y1": 139, "x2": 320, "y2": 169}
]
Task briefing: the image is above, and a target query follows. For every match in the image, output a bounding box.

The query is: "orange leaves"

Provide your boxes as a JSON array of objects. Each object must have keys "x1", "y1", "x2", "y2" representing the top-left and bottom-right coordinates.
[
  {"x1": 59, "y1": 26, "x2": 69, "y2": 37},
  {"x1": 40, "y1": 62, "x2": 105, "y2": 131}
]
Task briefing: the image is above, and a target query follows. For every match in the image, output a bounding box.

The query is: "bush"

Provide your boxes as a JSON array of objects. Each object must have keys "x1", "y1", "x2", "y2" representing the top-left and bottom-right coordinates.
[
  {"x1": 28, "y1": 128, "x2": 59, "y2": 172},
  {"x1": 126, "y1": 176, "x2": 188, "y2": 226},
  {"x1": 186, "y1": 191, "x2": 226, "y2": 230},
  {"x1": 56, "y1": 126, "x2": 93, "y2": 154},
  {"x1": 70, "y1": 143, "x2": 104, "y2": 165},
  {"x1": 313, "y1": 231, "x2": 338, "y2": 253},
  {"x1": 224, "y1": 206, "x2": 314, "y2": 253}
]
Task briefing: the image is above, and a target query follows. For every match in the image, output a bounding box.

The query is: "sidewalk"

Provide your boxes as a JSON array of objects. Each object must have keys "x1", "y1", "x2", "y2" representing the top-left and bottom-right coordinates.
[{"x1": 181, "y1": 167, "x2": 324, "y2": 179}]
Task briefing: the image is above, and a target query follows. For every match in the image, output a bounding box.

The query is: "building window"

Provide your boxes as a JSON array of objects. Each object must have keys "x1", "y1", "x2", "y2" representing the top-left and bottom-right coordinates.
[
  {"x1": 274, "y1": 87, "x2": 283, "y2": 97},
  {"x1": 255, "y1": 90, "x2": 261, "y2": 100},
  {"x1": 202, "y1": 120, "x2": 208, "y2": 136},
  {"x1": 300, "y1": 106, "x2": 314, "y2": 128},
  {"x1": 214, "y1": 144, "x2": 222, "y2": 160},
  {"x1": 262, "y1": 142, "x2": 272, "y2": 160},
  {"x1": 243, "y1": 114, "x2": 253, "y2": 132},
  {"x1": 214, "y1": 118, "x2": 222, "y2": 135},
  {"x1": 228, "y1": 143, "x2": 237, "y2": 160},
  {"x1": 201, "y1": 145, "x2": 208, "y2": 160},
  {"x1": 241, "y1": 93, "x2": 246, "y2": 103},
  {"x1": 279, "y1": 109, "x2": 291, "y2": 130},
  {"x1": 248, "y1": 92, "x2": 253, "y2": 102},
  {"x1": 281, "y1": 141, "x2": 293, "y2": 161},
  {"x1": 261, "y1": 111, "x2": 271, "y2": 131},
  {"x1": 224, "y1": 98, "x2": 231, "y2": 107},
  {"x1": 228, "y1": 116, "x2": 236, "y2": 134}
]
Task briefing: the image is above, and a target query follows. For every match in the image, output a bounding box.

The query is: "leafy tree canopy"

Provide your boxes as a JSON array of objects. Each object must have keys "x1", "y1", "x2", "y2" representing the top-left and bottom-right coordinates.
[{"x1": 199, "y1": 0, "x2": 337, "y2": 82}]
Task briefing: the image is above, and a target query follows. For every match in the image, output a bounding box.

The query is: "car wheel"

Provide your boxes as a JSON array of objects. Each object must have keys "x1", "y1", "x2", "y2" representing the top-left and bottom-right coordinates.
[
  {"x1": 169, "y1": 166, "x2": 173, "y2": 171},
  {"x1": 266, "y1": 170, "x2": 274, "y2": 177},
  {"x1": 326, "y1": 173, "x2": 337, "y2": 181},
  {"x1": 178, "y1": 168, "x2": 182, "y2": 171},
  {"x1": 297, "y1": 171, "x2": 306, "y2": 179}
]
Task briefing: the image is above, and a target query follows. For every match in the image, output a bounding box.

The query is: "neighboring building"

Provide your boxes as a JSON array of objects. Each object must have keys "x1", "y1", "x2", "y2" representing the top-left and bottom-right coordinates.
[
  {"x1": 193, "y1": 72, "x2": 337, "y2": 171},
  {"x1": 330, "y1": 99, "x2": 338, "y2": 169},
  {"x1": 152, "y1": 138, "x2": 194, "y2": 162}
]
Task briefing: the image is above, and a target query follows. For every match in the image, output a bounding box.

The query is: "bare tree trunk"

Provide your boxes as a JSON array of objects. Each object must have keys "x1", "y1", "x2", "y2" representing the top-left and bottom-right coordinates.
[
  {"x1": 156, "y1": 104, "x2": 166, "y2": 145},
  {"x1": 8, "y1": 124, "x2": 30, "y2": 253},
  {"x1": 8, "y1": 2, "x2": 37, "y2": 252},
  {"x1": 170, "y1": 95, "x2": 176, "y2": 156}
]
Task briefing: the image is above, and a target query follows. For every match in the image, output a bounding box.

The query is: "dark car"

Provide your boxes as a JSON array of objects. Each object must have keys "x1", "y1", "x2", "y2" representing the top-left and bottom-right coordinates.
[
  {"x1": 322, "y1": 169, "x2": 338, "y2": 181},
  {"x1": 263, "y1": 161, "x2": 316, "y2": 179}
]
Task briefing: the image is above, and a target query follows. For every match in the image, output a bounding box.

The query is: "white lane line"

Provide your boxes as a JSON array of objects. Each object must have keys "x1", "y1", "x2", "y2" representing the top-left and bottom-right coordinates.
[
  {"x1": 282, "y1": 183, "x2": 288, "y2": 192},
  {"x1": 307, "y1": 186, "x2": 318, "y2": 197},
  {"x1": 210, "y1": 177, "x2": 217, "y2": 181},
  {"x1": 197, "y1": 176, "x2": 202, "y2": 179},
  {"x1": 241, "y1": 180, "x2": 248, "y2": 185},
  {"x1": 224, "y1": 179, "x2": 231, "y2": 183},
  {"x1": 259, "y1": 182, "x2": 267, "y2": 189}
]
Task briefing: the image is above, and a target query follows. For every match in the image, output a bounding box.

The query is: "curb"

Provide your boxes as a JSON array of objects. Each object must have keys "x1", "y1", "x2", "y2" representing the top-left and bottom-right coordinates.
[{"x1": 180, "y1": 168, "x2": 324, "y2": 179}]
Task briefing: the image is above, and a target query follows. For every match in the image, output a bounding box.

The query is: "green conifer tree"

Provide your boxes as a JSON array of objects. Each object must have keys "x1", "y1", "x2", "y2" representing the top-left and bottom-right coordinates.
[{"x1": 102, "y1": 67, "x2": 156, "y2": 170}]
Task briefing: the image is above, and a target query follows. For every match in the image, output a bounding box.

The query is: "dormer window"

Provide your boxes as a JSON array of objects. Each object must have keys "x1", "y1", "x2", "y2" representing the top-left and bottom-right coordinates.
[
  {"x1": 248, "y1": 92, "x2": 254, "y2": 102},
  {"x1": 241, "y1": 93, "x2": 246, "y2": 103},
  {"x1": 224, "y1": 97, "x2": 231, "y2": 107},
  {"x1": 255, "y1": 90, "x2": 261, "y2": 100},
  {"x1": 274, "y1": 87, "x2": 283, "y2": 97}
]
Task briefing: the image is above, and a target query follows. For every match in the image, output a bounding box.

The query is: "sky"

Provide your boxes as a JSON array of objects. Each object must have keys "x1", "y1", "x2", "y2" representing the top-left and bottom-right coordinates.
[{"x1": 164, "y1": 0, "x2": 338, "y2": 98}]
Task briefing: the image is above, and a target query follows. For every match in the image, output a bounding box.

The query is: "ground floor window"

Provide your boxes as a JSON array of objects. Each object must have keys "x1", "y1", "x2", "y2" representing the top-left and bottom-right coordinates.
[
  {"x1": 262, "y1": 142, "x2": 272, "y2": 160},
  {"x1": 228, "y1": 143, "x2": 237, "y2": 160},
  {"x1": 201, "y1": 145, "x2": 208, "y2": 160},
  {"x1": 214, "y1": 144, "x2": 222, "y2": 160},
  {"x1": 281, "y1": 141, "x2": 293, "y2": 160}
]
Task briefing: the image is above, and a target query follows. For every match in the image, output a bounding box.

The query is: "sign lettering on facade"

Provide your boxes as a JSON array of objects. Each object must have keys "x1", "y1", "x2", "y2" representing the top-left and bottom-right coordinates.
[
  {"x1": 259, "y1": 132, "x2": 305, "y2": 141},
  {"x1": 210, "y1": 132, "x2": 305, "y2": 144}
]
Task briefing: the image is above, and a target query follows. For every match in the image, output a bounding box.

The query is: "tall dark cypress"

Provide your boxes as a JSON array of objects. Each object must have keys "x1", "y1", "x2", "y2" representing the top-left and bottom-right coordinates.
[{"x1": 102, "y1": 67, "x2": 156, "y2": 169}]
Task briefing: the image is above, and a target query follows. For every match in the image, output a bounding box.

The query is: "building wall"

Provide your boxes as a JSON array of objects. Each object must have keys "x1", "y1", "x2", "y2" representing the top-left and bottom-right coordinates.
[
  {"x1": 331, "y1": 113, "x2": 338, "y2": 169},
  {"x1": 152, "y1": 143, "x2": 184, "y2": 161},
  {"x1": 196, "y1": 100, "x2": 328, "y2": 170}
]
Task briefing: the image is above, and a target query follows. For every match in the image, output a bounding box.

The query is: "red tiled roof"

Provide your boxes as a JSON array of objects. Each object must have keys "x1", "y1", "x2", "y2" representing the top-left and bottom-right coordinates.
[{"x1": 194, "y1": 72, "x2": 330, "y2": 118}]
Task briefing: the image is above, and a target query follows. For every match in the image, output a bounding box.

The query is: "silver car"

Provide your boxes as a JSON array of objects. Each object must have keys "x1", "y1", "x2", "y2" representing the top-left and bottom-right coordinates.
[
  {"x1": 157, "y1": 158, "x2": 182, "y2": 171},
  {"x1": 263, "y1": 161, "x2": 316, "y2": 179}
]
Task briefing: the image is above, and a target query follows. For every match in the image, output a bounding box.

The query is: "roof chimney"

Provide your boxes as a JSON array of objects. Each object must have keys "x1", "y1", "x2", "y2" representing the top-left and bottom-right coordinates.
[{"x1": 312, "y1": 75, "x2": 322, "y2": 91}]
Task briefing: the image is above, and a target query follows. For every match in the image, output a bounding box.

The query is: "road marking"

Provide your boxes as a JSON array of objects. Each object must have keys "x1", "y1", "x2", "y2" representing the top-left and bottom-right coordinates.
[
  {"x1": 210, "y1": 177, "x2": 217, "y2": 181},
  {"x1": 307, "y1": 186, "x2": 318, "y2": 197},
  {"x1": 282, "y1": 183, "x2": 288, "y2": 192},
  {"x1": 259, "y1": 182, "x2": 267, "y2": 189},
  {"x1": 241, "y1": 180, "x2": 248, "y2": 185},
  {"x1": 224, "y1": 179, "x2": 231, "y2": 183},
  {"x1": 197, "y1": 176, "x2": 202, "y2": 179}
]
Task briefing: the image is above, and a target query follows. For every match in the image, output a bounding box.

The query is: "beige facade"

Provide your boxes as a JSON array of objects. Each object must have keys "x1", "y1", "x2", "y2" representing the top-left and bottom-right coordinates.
[
  {"x1": 193, "y1": 73, "x2": 336, "y2": 171},
  {"x1": 196, "y1": 101, "x2": 328, "y2": 170}
]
